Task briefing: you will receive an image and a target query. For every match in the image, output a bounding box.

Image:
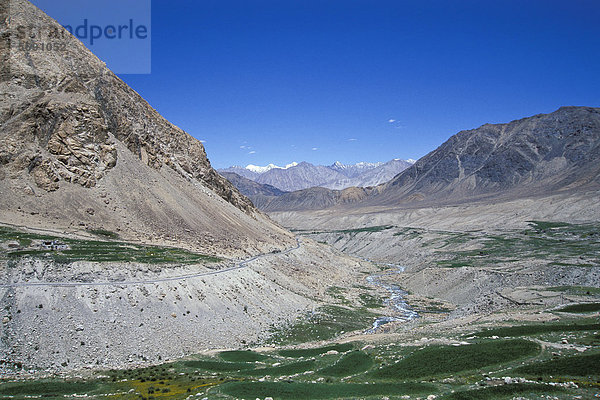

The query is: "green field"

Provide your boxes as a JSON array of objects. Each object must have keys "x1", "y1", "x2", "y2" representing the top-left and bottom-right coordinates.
[
  {"x1": 0, "y1": 225, "x2": 220, "y2": 264},
  {"x1": 436, "y1": 221, "x2": 600, "y2": 268},
  {"x1": 475, "y1": 322, "x2": 600, "y2": 338},
  {"x1": 515, "y1": 352, "x2": 600, "y2": 378},
  {"x1": 371, "y1": 339, "x2": 540, "y2": 379},
  {"x1": 2, "y1": 323, "x2": 598, "y2": 399},
  {"x1": 558, "y1": 302, "x2": 600, "y2": 313},
  {"x1": 444, "y1": 383, "x2": 566, "y2": 400}
]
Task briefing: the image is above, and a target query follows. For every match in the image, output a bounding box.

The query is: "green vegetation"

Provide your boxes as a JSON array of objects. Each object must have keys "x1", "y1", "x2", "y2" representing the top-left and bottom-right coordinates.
[
  {"x1": 319, "y1": 351, "x2": 373, "y2": 376},
  {"x1": 371, "y1": 339, "x2": 540, "y2": 379},
  {"x1": 393, "y1": 227, "x2": 426, "y2": 239},
  {"x1": 527, "y1": 220, "x2": 571, "y2": 230},
  {"x1": 325, "y1": 285, "x2": 351, "y2": 305},
  {"x1": 515, "y1": 352, "x2": 600, "y2": 378},
  {"x1": 267, "y1": 305, "x2": 376, "y2": 345},
  {"x1": 181, "y1": 360, "x2": 255, "y2": 372},
  {"x1": 444, "y1": 383, "x2": 566, "y2": 400},
  {"x1": 0, "y1": 381, "x2": 100, "y2": 396},
  {"x1": 476, "y1": 322, "x2": 600, "y2": 337},
  {"x1": 358, "y1": 292, "x2": 384, "y2": 308},
  {"x1": 547, "y1": 286, "x2": 600, "y2": 296},
  {"x1": 219, "y1": 350, "x2": 268, "y2": 362},
  {"x1": 279, "y1": 343, "x2": 354, "y2": 358},
  {"x1": 0, "y1": 225, "x2": 220, "y2": 264},
  {"x1": 334, "y1": 225, "x2": 395, "y2": 234},
  {"x1": 219, "y1": 381, "x2": 437, "y2": 399},
  {"x1": 4, "y1": 326, "x2": 599, "y2": 399},
  {"x1": 249, "y1": 360, "x2": 316, "y2": 376},
  {"x1": 414, "y1": 221, "x2": 600, "y2": 269},
  {"x1": 558, "y1": 302, "x2": 600, "y2": 313}
]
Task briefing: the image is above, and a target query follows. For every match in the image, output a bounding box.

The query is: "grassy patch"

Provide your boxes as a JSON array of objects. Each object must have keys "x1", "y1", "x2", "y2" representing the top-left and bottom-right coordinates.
[
  {"x1": 219, "y1": 350, "x2": 268, "y2": 362},
  {"x1": 334, "y1": 225, "x2": 395, "y2": 234},
  {"x1": 475, "y1": 323, "x2": 600, "y2": 337},
  {"x1": 248, "y1": 360, "x2": 316, "y2": 377},
  {"x1": 358, "y1": 292, "x2": 384, "y2": 308},
  {"x1": 435, "y1": 221, "x2": 600, "y2": 269},
  {"x1": 325, "y1": 286, "x2": 350, "y2": 305},
  {"x1": 371, "y1": 339, "x2": 540, "y2": 380},
  {"x1": 514, "y1": 352, "x2": 600, "y2": 378},
  {"x1": 436, "y1": 260, "x2": 471, "y2": 268},
  {"x1": 444, "y1": 383, "x2": 565, "y2": 400},
  {"x1": 219, "y1": 381, "x2": 436, "y2": 399},
  {"x1": 557, "y1": 303, "x2": 600, "y2": 313},
  {"x1": 319, "y1": 351, "x2": 373, "y2": 376},
  {"x1": 279, "y1": 343, "x2": 354, "y2": 358},
  {"x1": 181, "y1": 360, "x2": 255, "y2": 372},
  {"x1": 267, "y1": 305, "x2": 376, "y2": 345},
  {"x1": 547, "y1": 286, "x2": 600, "y2": 296},
  {"x1": 0, "y1": 225, "x2": 220, "y2": 264},
  {"x1": 527, "y1": 220, "x2": 571, "y2": 230},
  {"x1": 0, "y1": 381, "x2": 100, "y2": 396}
]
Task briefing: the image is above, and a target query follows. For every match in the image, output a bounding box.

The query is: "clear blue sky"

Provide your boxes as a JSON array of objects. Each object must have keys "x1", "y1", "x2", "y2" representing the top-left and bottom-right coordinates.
[{"x1": 43, "y1": 0, "x2": 600, "y2": 169}]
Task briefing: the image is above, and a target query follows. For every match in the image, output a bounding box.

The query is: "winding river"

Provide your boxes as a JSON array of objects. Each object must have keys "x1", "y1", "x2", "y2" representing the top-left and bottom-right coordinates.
[{"x1": 365, "y1": 264, "x2": 418, "y2": 333}]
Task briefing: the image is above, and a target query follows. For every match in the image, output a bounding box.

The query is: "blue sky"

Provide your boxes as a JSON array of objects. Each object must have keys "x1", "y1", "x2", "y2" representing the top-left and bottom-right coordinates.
[{"x1": 36, "y1": 0, "x2": 600, "y2": 169}]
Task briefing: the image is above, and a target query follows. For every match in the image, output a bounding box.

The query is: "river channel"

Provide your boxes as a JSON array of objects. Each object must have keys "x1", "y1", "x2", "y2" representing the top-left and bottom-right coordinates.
[{"x1": 365, "y1": 264, "x2": 418, "y2": 332}]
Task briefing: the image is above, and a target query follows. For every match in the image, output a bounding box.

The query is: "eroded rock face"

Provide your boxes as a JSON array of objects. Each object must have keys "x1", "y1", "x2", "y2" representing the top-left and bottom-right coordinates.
[
  {"x1": 377, "y1": 106, "x2": 600, "y2": 205},
  {"x1": 1, "y1": 99, "x2": 117, "y2": 191},
  {"x1": 0, "y1": 0, "x2": 254, "y2": 212}
]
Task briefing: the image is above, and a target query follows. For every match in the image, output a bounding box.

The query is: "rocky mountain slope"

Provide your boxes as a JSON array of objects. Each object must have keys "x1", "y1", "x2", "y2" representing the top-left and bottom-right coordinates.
[
  {"x1": 253, "y1": 161, "x2": 348, "y2": 191},
  {"x1": 262, "y1": 107, "x2": 600, "y2": 213},
  {"x1": 373, "y1": 106, "x2": 600, "y2": 206},
  {"x1": 328, "y1": 161, "x2": 383, "y2": 177},
  {"x1": 219, "y1": 171, "x2": 286, "y2": 197},
  {"x1": 323, "y1": 159, "x2": 413, "y2": 190},
  {"x1": 0, "y1": 0, "x2": 295, "y2": 257}
]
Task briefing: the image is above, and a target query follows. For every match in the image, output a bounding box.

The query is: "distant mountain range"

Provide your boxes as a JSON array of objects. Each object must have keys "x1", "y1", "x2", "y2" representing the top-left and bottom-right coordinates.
[
  {"x1": 218, "y1": 159, "x2": 414, "y2": 192},
  {"x1": 252, "y1": 107, "x2": 600, "y2": 212}
]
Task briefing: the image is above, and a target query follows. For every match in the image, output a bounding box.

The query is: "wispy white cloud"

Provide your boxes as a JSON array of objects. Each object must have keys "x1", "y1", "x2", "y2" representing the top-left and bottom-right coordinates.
[
  {"x1": 312, "y1": 147, "x2": 318, "y2": 151},
  {"x1": 199, "y1": 139, "x2": 206, "y2": 143},
  {"x1": 240, "y1": 145, "x2": 246, "y2": 149},
  {"x1": 248, "y1": 150, "x2": 256, "y2": 154},
  {"x1": 348, "y1": 138, "x2": 357, "y2": 142},
  {"x1": 388, "y1": 119, "x2": 404, "y2": 129}
]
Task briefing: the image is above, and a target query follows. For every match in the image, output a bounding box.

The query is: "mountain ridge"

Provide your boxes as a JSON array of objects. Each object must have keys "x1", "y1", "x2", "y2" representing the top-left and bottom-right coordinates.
[
  {"x1": 218, "y1": 158, "x2": 413, "y2": 192},
  {"x1": 250, "y1": 107, "x2": 600, "y2": 212}
]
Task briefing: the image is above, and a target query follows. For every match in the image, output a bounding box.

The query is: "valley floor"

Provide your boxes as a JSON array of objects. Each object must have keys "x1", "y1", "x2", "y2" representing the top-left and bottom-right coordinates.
[{"x1": 1, "y1": 209, "x2": 600, "y2": 399}]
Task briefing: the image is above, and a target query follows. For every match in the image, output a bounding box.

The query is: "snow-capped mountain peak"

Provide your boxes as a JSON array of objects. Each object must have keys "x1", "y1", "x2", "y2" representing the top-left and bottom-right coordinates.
[{"x1": 245, "y1": 162, "x2": 298, "y2": 174}]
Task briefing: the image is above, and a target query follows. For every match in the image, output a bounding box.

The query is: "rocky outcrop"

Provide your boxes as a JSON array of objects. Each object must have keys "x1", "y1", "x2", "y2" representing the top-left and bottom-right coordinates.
[
  {"x1": 375, "y1": 106, "x2": 600, "y2": 206},
  {"x1": 0, "y1": 0, "x2": 295, "y2": 256},
  {"x1": 0, "y1": 0, "x2": 253, "y2": 212}
]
